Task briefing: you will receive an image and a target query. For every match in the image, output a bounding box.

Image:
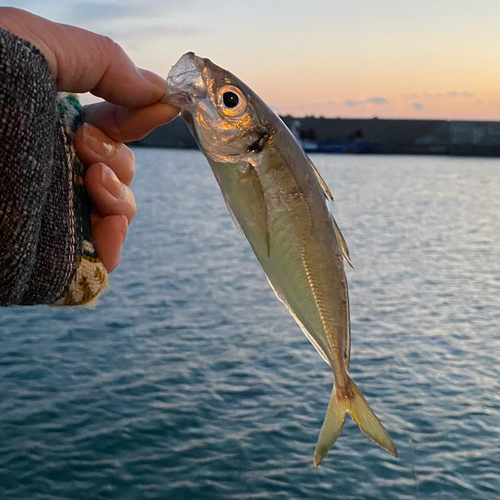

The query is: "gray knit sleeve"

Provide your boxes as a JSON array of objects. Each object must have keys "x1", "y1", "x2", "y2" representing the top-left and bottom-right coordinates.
[{"x1": 0, "y1": 27, "x2": 108, "y2": 306}]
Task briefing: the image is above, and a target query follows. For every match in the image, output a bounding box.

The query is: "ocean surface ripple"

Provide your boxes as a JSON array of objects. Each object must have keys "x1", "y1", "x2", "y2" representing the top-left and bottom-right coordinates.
[{"x1": 1, "y1": 151, "x2": 499, "y2": 499}]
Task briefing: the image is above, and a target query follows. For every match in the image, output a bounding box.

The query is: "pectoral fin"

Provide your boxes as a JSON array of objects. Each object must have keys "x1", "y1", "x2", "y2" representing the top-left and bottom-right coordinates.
[
  {"x1": 227, "y1": 162, "x2": 270, "y2": 256},
  {"x1": 210, "y1": 160, "x2": 271, "y2": 257},
  {"x1": 245, "y1": 164, "x2": 270, "y2": 255}
]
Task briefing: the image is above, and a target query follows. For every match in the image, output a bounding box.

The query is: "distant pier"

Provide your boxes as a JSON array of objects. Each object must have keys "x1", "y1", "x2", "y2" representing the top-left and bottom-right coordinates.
[{"x1": 130, "y1": 117, "x2": 500, "y2": 157}]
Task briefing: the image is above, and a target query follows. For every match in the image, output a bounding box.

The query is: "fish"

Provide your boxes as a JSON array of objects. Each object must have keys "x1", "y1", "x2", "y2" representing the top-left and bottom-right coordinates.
[{"x1": 164, "y1": 52, "x2": 397, "y2": 465}]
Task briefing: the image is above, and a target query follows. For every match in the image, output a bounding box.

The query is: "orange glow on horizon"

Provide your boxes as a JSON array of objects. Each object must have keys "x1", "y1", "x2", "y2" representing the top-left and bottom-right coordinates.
[{"x1": 31, "y1": 0, "x2": 497, "y2": 123}]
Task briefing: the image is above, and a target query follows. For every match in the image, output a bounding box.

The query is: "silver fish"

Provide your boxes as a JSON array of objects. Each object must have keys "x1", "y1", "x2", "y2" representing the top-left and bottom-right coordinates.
[{"x1": 165, "y1": 52, "x2": 397, "y2": 465}]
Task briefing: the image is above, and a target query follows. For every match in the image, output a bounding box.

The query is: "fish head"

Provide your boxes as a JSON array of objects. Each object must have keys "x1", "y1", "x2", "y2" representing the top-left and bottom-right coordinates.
[{"x1": 165, "y1": 52, "x2": 271, "y2": 163}]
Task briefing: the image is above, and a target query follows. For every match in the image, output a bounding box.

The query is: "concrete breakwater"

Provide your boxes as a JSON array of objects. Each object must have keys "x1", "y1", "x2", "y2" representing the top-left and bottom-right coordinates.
[{"x1": 130, "y1": 116, "x2": 500, "y2": 157}]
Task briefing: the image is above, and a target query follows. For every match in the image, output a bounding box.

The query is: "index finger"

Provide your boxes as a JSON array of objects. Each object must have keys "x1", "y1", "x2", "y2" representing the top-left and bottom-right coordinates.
[
  {"x1": 0, "y1": 7, "x2": 165, "y2": 108},
  {"x1": 83, "y1": 101, "x2": 180, "y2": 143}
]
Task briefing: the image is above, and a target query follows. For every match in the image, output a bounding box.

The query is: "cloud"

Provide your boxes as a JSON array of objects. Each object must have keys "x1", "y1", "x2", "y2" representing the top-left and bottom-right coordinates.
[
  {"x1": 272, "y1": 100, "x2": 341, "y2": 117},
  {"x1": 475, "y1": 99, "x2": 500, "y2": 107},
  {"x1": 103, "y1": 24, "x2": 204, "y2": 41},
  {"x1": 61, "y1": 1, "x2": 203, "y2": 42},
  {"x1": 403, "y1": 91, "x2": 474, "y2": 99},
  {"x1": 4, "y1": 0, "x2": 33, "y2": 7},
  {"x1": 71, "y1": 2, "x2": 133, "y2": 22},
  {"x1": 366, "y1": 96, "x2": 389, "y2": 105},
  {"x1": 446, "y1": 91, "x2": 473, "y2": 98},
  {"x1": 344, "y1": 97, "x2": 389, "y2": 107},
  {"x1": 403, "y1": 93, "x2": 429, "y2": 99},
  {"x1": 66, "y1": 0, "x2": 192, "y2": 30},
  {"x1": 413, "y1": 103, "x2": 424, "y2": 110}
]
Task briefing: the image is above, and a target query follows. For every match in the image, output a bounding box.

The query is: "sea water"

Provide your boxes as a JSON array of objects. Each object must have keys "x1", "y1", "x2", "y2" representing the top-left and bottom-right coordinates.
[{"x1": 0, "y1": 150, "x2": 499, "y2": 499}]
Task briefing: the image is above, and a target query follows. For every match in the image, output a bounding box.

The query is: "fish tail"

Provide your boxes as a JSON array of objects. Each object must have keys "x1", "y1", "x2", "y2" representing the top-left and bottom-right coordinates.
[{"x1": 313, "y1": 376, "x2": 397, "y2": 466}]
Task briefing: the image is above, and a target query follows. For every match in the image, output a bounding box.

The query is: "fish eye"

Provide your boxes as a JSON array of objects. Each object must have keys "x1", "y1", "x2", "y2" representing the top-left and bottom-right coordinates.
[
  {"x1": 216, "y1": 85, "x2": 247, "y2": 117},
  {"x1": 223, "y1": 91, "x2": 239, "y2": 108}
]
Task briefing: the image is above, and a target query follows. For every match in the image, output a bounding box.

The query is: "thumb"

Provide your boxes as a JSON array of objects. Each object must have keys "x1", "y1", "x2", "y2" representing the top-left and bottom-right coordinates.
[{"x1": 0, "y1": 7, "x2": 166, "y2": 108}]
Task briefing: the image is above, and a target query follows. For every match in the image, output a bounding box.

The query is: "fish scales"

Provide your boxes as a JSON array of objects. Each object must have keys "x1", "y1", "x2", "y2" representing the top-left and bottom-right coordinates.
[{"x1": 165, "y1": 52, "x2": 397, "y2": 465}]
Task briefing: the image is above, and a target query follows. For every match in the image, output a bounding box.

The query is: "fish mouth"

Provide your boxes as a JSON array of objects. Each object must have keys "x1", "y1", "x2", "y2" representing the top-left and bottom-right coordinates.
[{"x1": 164, "y1": 52, "x2": 207, "y2": 107}]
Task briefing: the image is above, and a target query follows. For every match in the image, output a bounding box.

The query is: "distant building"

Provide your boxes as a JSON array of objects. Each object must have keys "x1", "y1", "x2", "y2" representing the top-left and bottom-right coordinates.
[{"x1": 130, "y1": 117, "x2": 500, "y2": 157}]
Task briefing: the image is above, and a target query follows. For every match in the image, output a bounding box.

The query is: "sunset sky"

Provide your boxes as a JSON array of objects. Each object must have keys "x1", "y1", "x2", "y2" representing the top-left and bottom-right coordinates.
[{"x1": 6, "y1": 0, "x2": 500, "y2": 120}]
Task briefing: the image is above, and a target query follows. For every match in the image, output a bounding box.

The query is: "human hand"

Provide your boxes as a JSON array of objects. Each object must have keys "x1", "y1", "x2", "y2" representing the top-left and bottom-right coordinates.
[
  {"x1": 74, "y1": 124, "x2": 137, "y2": 273},
  {"x1": 0, "y1": 7, "x2": 179, "y2": 272}
]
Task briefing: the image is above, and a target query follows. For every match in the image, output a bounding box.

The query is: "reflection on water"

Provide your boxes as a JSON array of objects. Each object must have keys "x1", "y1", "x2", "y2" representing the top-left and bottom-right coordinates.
[{"x1": 0, "y1": 151, "x2": 499, "y2": 499}]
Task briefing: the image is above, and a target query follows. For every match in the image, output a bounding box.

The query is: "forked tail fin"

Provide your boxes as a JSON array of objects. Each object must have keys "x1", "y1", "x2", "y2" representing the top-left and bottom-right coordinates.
[{"x1": 313, "y1": 376, "x2": 397, "y2": 466}]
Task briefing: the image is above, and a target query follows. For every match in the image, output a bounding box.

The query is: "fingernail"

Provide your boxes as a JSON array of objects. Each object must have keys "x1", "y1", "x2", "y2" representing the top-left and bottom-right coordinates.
[
  {"x1": 120, "y1": 215, "x2": 129, "y2": 244},
  {"x1": 101, "y1": 164, "x2": 126, "y2": 199},
  {"x1": 82, "y1": 123, "x2": 116, "y2": 158}
]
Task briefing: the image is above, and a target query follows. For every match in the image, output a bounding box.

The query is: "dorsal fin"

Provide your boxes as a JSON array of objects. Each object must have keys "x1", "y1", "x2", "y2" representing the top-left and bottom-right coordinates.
[
  {"x1": 303, "y1": 155, "x2": 352, "y2": 267},
  {"x1": 331, "y1": 215, "x2": 354, "y2": 269},
  {"x1": 306, "y1": 155, "x2": 334, "y2": 202}
]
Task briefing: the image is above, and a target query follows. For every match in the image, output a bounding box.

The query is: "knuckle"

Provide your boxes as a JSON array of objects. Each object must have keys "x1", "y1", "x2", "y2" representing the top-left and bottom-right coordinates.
[{"x1": 115, "y1": 144, "x2": 136, "y2": 184}]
